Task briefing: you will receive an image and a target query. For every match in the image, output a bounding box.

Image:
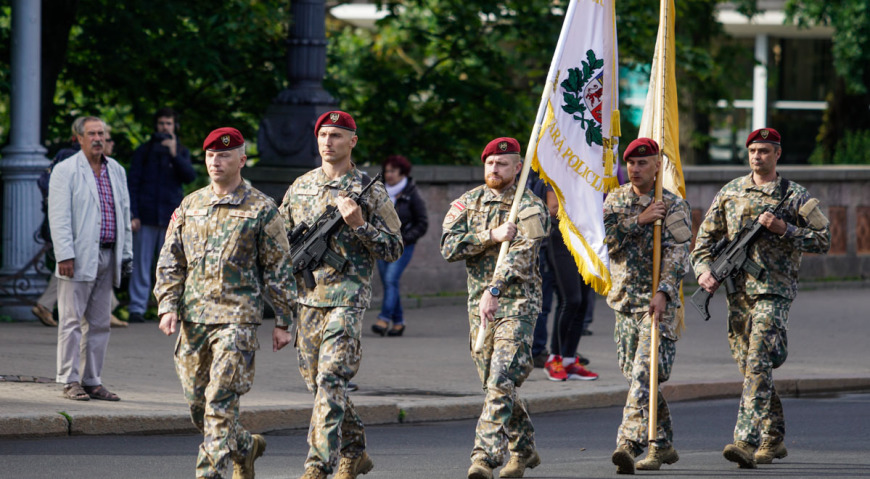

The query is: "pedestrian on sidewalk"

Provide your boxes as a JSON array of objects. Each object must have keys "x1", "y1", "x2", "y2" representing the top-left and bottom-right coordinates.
[
  {"x1": 603, "y1": 138, "x2": 692, "y2": 474},
  {"x1": 155, "y1": 127, "x2": 297, "y2": 479},
  {"x1": 275, "y1": 111, "x2": 403, "y2": 479},
  {"x1": 127, "y1": 107, "x2": 196, "y2": 323},
  {"x1": 692, "y1": 128, "x2": 831, "y2": 469},
  {"x1": 372, "y1": 154, "x2": 428, "y2": 337},
  {"x1": 48, "y1": 116, "x2": 132, "y2": 402},
  {"x1": 441, "y1": 137, "x2": 549, "y2": 479}
]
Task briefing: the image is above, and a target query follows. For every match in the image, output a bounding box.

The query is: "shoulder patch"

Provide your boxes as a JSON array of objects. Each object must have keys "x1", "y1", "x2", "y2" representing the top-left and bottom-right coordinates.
[{"x1": 443, "y1": 200, "x2": 466, "y2": 228}]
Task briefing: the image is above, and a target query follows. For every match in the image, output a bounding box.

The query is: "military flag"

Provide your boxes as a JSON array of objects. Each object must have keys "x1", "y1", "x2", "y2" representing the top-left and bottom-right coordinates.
[{"x1": 532, "y1": 0, "x2": 621, "y2": 295}]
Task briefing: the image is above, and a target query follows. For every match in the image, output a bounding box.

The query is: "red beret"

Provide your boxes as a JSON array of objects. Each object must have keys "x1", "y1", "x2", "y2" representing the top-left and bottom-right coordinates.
[
  {"x1": 315, "y1": 110, "x2": 357, "y2": 134},
  {"x1": 623, "y1": 138, "x2": 659, "y2": 161},
  {"x1": 481, "y1": 137, "x2": 521, "y2": 162},
  {"x1": 202, "y1": 127, "x2": 245, "y2": 152},
  {"x1": 745, "y1": 128, "x2": 781, "y2": 147}
]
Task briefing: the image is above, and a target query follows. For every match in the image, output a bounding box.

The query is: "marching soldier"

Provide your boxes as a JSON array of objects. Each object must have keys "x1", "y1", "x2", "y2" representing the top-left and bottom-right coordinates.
[
  {"x1": 441, "y1": 137, "x2": 549, "y2": 479},
  {"x1": 603, "y1": 138, "x2": 692, "y2": 474},
  {"x1": 273, "y1": 111, "x2": 403, "y2": 479},
  {"x1": 155, "y1": 127, "x2": 297, "y2": 479},
  {"x1": 692, "y1": 128, "x2": 830, "y2": 468}
]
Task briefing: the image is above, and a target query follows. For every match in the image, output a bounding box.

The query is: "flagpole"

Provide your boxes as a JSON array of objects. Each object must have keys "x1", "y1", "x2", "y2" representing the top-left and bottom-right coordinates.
[
  {"x1": 474, "y1": 0, "x2": 580, "y2": 353},
  {"x1": 649, "y1": 0, "x2": 670, "y2": 444}
]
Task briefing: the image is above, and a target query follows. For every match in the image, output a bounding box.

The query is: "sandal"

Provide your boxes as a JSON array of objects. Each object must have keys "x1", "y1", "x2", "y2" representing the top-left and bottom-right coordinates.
[
  {"x1": 371, "y1": 319, "x2": 389, "y2": 336},
  {"x1": 83, "y1": 384, "x2": 121, "y2": 401},
  {"x1": 63, "y1": 382, "x2": 90, "y2": 401},
  {"x1": 387, "y1": 324, "x2": 405, "y2": 337}
]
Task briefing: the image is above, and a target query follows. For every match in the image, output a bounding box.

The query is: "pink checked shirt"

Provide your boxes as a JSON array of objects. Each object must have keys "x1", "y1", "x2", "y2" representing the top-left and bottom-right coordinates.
[{"x1": 94, "y1": 159, "x2": 116, "y2": 244}]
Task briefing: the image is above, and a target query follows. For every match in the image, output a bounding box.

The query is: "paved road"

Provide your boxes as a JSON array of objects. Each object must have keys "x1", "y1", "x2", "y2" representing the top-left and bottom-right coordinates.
[{"x1": 2, "y1": 393, "x2": 868, "y2": 479}]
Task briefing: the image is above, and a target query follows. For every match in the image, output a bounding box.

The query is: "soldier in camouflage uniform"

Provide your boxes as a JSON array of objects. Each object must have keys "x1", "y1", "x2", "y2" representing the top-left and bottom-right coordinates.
[
  {"x1": 441, "y1": 137, "x2": 549, "y2": 479},
  {"x1": 692, "y1": 128, "x2": 830, "y2": 469},
  {"x1": 603, "y1": 138, "x2": 692, "y2": 475},
  {"x1": 273, "y1": 111, "x2": 403, "y2": 479},
  {"x1": 155, "y1": 128, "x2": 297, "y2": 479}
]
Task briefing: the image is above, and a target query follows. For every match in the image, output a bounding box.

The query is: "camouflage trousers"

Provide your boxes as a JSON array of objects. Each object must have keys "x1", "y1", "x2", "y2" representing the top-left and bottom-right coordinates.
[
  {"x1": 468, "y1": 313, "x2": 536, "y2": 467},
  {"x1": 614, "y1": 311, "x2": 677, "y2": 455},
  {"x1": 296, "y1": 305, "x2": 365, "y2": 474},
  {"x1": 726, "y1": 292, "x2": 790, "y2": 446},
  {"x1": 174, "y1": 322, "x2": 259, "y2": 478}
]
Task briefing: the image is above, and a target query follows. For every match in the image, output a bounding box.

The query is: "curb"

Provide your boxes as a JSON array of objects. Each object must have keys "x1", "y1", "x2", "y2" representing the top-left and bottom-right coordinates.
[{"x1": 3, "y1": 376, "x2": 868, "y2": 439}]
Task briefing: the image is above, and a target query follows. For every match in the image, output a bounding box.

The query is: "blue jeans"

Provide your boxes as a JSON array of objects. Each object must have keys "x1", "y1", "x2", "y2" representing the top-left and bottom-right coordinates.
[
  {"x1": 129, "y1": 224, "x2": 166, "y2": 315},
  {"x1": 376, "y1": 243, "x2": 415, "y2": 325},
  {"x1": 532, "y1": 249, "x2": 555, "y2": 357}
]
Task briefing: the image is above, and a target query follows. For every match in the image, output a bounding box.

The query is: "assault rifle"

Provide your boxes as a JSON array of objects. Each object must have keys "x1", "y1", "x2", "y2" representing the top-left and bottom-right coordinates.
[
  {"x1": 691, "y1": 190, "x2": 792, "y2": 321},
  {"x1": 289, "y1": 173, "x2": 382, "y2": 289}
]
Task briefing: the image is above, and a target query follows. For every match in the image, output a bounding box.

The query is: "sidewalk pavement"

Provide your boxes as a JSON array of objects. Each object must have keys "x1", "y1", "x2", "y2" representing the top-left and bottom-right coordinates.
[{"x1": 1, "y1": 284, "x2": 868, "y2": 439}]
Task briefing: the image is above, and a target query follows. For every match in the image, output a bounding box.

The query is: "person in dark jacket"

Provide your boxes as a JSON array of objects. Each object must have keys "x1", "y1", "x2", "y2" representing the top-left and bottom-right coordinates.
[
  {"x1": 372, "y1": 155, "x2": 428, "y2": 337},
  {"x1": 126, "y1": 107, "x2": 196, "y2": 323}
]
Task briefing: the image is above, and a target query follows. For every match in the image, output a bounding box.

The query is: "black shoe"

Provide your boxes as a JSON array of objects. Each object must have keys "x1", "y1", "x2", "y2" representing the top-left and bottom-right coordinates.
[
  {"x1": 581, "y1": 329, "x2": 593, "y2": 336},
  {"x1": 532, "y1": 352, "x2": 548, "y2": 368},
  {"x1": 577, "y1": 355, "x2": 590, "y2": 366},
  {"x1": 387, "y1": 324, "x2": 405, "y2": 336},
  {"x1": 347, "y1": 382, "x2": 359, "y2": 392},
  {"x1": 371, "y1": 319, "x2": 388, "y2": 336},
  {"x1": 128, "y1": 313, "x2": 145, "y2": 323}
]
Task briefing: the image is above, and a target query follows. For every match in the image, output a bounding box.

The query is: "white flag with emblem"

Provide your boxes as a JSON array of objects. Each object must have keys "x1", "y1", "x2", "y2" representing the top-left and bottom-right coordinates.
[{"x1": 533, "y1": 0, "x2": 620, "y2": 294}]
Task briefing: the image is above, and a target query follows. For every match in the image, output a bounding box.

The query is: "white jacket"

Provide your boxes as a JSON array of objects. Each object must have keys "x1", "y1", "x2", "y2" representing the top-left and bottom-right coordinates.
[{"x1": 48, "y1": 151, "x2": 133, "y2": 287}]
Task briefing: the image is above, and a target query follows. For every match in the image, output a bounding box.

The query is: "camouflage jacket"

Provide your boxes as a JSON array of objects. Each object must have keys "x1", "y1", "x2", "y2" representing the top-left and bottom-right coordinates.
[
  {"x1": 603, "y1": 184, "x2": 692, "y2": 328},
  {"x1": 441, "y1": 183, "x2": 549, "y2": 320},
  {"x1": 279, "y1": 166, "x2": 403, "y2": 308},
  {"x1": 691, "y1": 173, "x2": 831, "y2": 300},
  {"x1": 155, "y1": 181, "x2": 297, "y2": 327}
]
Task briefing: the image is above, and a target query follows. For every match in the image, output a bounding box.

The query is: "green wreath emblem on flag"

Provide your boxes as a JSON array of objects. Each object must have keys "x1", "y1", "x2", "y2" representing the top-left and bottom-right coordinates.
[{"x1": 561, "y1": 49, "x2": 605, "y2": 147}]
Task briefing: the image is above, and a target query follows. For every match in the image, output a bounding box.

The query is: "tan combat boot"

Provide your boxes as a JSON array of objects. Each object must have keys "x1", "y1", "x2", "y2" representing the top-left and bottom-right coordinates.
[
  {"x1": 299, "y1": 466, "x2": 327, "y2": 479},
  {"x1": 335, "y1": 451, "x2": 374, "y2": 479},
  {"x1": 636, "y1": 445, "x2": 679, "y2": 470},
  {"x1": 499, "y1": 450, "x2": 541, "y2": 478},
  {"x1": 755, "y1": 437, "x2": 788, "y2": 464},
  {"x1": 467, "y1": 460, "x2": 494, "y2": 479},
  {"x1": 233, "y1": 434, "x2": 266, "y2": 479},
  {"x1": 611, "y1": 444, "x2": 637, "y2": 475},
  {"x1": 723, "y1": 440, "x2": 757, "y2": 468}
]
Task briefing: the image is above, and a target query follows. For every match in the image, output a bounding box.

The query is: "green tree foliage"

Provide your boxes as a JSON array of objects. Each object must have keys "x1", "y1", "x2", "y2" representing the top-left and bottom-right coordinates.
[{"x1": 0, "y1": 0, "x2": 290, "y2": 161}]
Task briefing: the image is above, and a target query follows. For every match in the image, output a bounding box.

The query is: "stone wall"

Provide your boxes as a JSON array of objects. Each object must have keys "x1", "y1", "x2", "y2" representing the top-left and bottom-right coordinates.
[{"x1": 373, "y1": 165, "x2": 870, "y2": 298}]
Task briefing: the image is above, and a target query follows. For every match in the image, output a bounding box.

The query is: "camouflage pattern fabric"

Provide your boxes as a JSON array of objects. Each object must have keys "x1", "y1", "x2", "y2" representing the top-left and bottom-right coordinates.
[
  {"x1": 603, "y1": 184, "x2": 692, "y2": 340},
  {"x1": 691, "y1": 173, "x2": 831, "y2": 301},
  {"x1": 692, "y1": 174, "x2": 830, "y2": 446},
  {"x1": 279, "y1": 166, "x2": 403, "y2": 309},
  {"x1": 175, "y1": 321, "x2": 258, "y2": 478},
  {"x1": 614, "y1": 311, "x2": 677, "y2": 454},
  {"x1": 155, "y1": 180, "x2": 296, "y2": 478},
  {"x1": 295, "y1": 305, "x2": 365, "y2": 473},
  {"x1": 440, "y1": 183, "x2": 550, "y2": 321},
  {"x1": 469, "y1": 313, "x2": 536, "y2": 467},
  {"x1": 726, "y1": 292, "x2": 790, "y2": 445},
  {"x1": 441, "y1": 183, "x2": 548, "y2": 467},
  {"x1": 155, "y1": 181, "x2": 297, "y2": 327}
]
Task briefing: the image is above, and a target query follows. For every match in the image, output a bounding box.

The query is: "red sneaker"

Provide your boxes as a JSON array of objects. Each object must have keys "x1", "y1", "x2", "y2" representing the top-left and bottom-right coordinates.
[
  {"x1": 565, "y1": 358, "x2": 599, "y2": 381},
  {"x1": 544, "y1": 356, "x2": 568, "y2": 381}
]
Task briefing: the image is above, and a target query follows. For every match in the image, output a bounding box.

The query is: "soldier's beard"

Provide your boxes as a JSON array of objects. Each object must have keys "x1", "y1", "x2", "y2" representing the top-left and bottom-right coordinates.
[{"x1": 486, "y1": 175, "x2": 513, "y2": 190}]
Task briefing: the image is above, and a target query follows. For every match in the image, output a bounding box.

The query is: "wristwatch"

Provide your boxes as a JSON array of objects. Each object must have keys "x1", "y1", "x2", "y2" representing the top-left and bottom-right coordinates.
[
  {"x1": 487, "y1": 285, "x2": 501, "y2": 297},
  {"x1": 354, "y1": 222, "x2": 368, "y2": 235}
]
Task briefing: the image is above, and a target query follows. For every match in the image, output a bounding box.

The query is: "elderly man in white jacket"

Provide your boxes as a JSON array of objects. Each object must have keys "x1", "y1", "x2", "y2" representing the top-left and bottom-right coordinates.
[{"x1": 48, "y1": 116, "x2": 132, "y2": 402}]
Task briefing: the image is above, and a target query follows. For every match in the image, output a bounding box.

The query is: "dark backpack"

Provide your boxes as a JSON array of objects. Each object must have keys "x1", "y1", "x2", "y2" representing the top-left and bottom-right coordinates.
[{"x1": 37, "y1": 146, "x2": 79, "y2": 242}]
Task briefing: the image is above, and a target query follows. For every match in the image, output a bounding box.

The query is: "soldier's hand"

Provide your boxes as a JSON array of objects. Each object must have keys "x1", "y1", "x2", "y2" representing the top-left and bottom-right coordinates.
[
  {"x1": 759, "y1": 211, "x2": 787, "y2": 235},
  {"x1": 638, "y1": 201, "x2": 666, "y2": 225},
  {"x1": 698, "y1": 271, "x2": 720, "y2": 293},
  {"x1": 649, "y1": 291, "x2": 668, "y2": 323},
  {"x1": 336, "y1": 196, "x2": 365, "y2": 229},
  {"x1": 490, "y1": 222, "x2": 517, "y2": 243},
  {"x1": 479, "y1": 290, "x2": 498, "y2": 326},
  {"x1": 158, "y1": 312, "x2": 178, "y2": 336},
  {"x1": 58, "y1": 259, "x2": 74, "y2": 278},
  {"x1": 273, "y1": 327, "x2": 293, "y2": 352}
]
